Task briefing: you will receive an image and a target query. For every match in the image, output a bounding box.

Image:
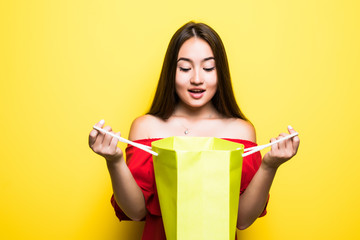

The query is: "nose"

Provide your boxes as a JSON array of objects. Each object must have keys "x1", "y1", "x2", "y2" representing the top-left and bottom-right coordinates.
[{"x1": 190, "y1": 68, "x2": 203, "y2": 85}]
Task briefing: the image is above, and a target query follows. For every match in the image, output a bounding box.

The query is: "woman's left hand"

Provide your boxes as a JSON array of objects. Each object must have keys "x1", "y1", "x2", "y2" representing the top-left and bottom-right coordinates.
[{"x1": 262, "y1": 126, "x2": 300, "y2": 170}]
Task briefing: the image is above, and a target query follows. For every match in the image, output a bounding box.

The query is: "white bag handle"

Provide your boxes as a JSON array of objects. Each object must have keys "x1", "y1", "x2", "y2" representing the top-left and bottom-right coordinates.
[
  {"x1": 93, "y1": 125, "x2": 158, "y2": 156},
  {"x1": 242, "y1": 132, "x2": 299, "y2": 157}
]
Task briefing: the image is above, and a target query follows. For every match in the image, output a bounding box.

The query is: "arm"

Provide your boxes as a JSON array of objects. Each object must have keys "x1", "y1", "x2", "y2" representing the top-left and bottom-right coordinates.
[
  {"x1": 237, "y1": 126, "x2": 300, "y2": 230},
  {"x1": 88, "y1": 120, "x2": 146, "y2": 221}
]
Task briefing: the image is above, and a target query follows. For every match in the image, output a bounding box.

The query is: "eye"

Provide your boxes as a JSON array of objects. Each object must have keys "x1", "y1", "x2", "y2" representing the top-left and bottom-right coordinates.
[
  {"x1": 203, "y1": 67, "x2": 215, "y2": 72},
  {"x1": 179, "y1": 67, "x2": 191, "y2": 72}
]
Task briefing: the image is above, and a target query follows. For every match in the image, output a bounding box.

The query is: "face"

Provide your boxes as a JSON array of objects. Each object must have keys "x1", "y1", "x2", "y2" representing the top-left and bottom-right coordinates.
[{"x1": 175, "y1": 37, "x2": 217, "y2": 109}]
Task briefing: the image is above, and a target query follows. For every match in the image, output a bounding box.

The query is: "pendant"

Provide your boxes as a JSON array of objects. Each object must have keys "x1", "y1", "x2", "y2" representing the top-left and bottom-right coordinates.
[{"x1": 184, "y1": 129, "x2": 189, "y2": 135}]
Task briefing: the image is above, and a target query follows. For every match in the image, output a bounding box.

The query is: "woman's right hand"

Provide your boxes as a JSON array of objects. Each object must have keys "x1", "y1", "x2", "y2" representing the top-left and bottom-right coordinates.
[{"x1": 89, "y1": 120, "x2": 123, "y2": 162}]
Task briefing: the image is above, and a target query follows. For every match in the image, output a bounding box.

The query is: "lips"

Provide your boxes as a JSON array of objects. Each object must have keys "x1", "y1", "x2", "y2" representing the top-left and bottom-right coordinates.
[{"x1": 188, "y1": 88, "x2": 205, "y2": 99}]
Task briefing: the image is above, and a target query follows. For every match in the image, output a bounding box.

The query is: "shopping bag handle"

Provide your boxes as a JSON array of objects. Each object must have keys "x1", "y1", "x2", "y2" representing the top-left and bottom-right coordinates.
[
  {"x1": 242, "y1": 132, "x2": 299, "y2": 157},
  {"x1": 93, "y1": 126, "x2": 159, "y2": 156}
]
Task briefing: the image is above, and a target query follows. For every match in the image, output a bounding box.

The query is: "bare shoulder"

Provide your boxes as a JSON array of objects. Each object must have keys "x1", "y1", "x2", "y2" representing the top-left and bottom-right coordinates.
[
  {"x1": 128, "y1": 114, "x2": 163, "y2": 141},
  {"x1": 225, "y1": 118, "x2": 257, "y2": 142}
]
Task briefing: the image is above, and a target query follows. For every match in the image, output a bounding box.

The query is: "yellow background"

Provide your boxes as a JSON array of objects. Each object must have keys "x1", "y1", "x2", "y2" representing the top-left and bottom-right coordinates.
[{"x1": 1, "y1": 0, "x2": 359, "y2": 239}]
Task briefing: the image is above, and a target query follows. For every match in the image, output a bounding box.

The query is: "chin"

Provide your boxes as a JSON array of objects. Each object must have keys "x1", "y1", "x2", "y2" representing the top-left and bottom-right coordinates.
[{"x1": 185, "y1": 99, "x2": 212, "y2": 109}]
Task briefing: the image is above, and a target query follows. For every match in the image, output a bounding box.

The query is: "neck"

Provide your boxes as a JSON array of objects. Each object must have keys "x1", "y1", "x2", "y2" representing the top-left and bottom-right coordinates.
[{"x1": 172, "y1": 102, "x2": 220, "y2": 120}]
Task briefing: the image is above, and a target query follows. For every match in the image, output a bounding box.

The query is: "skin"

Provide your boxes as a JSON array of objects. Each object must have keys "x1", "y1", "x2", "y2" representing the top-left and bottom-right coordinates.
[{"x1": 88, "y1": 37, "x2": 300, "y2": 229}]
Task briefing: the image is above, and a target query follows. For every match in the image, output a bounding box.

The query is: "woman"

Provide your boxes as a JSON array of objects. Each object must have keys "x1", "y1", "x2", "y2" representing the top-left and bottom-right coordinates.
[{"x1": 89, "y1": 22, "x2": 300, "y2": 239}]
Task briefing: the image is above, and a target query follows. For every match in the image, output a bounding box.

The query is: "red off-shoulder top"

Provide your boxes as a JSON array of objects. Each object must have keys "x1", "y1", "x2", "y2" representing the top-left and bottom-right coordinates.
[{"x1": 111, "y1": 138, "x2": 268, "y2": 240}]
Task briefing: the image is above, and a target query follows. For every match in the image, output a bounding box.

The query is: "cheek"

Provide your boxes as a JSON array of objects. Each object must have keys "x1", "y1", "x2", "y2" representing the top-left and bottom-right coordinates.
[
  {"x1": 175, "y1": 79, "x2": 185, "y2": 96},
  {"x1": 176, "y1": 70, "x2": 189, "y2": 82},
  {"x1": 211, "y1": 83, "x2": 218, "y2": 95},
  {"x1": 175, "y1": 72, "x2": 189, "y2": 89},
  {"x1": 206, "y1": 72, "x2": 218, "y2": 90}
]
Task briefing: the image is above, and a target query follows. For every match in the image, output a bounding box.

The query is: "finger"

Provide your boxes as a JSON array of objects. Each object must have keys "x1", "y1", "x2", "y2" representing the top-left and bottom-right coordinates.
[
  {"x1": 93, "y1": 120, "x2": 107, "y2": 148},
  {"x1": 279, "y1": 133, "x2": 288, "y2": 137},
  {"x1": 102, "y1": 125, "x2": 113, "y2": 146},
  {"x1": 89, "y1": 119, "x2": 105, "y2": 147},
  {"x1": 91, "y1": 119, "x2": 106, "y2": 138},
  {"x1": 284, "y1": 132, "x2": 295, "y2": 152},
  {"x1": 282, "y1": 132, "x2": 297, "y2": 157},
  {"x1": 95, "y1": 119, "x2": 105, "y2": 128},
  {"x1": 287, "y1": 125, "x2": 298, "y2": 138},
  {"x1": 269, "y1": 137, "x2": 278, "y2": 151},
  {"x1": 110, "y1": 132, "x2": 121, "y2": 151},
  {"x1": 278, "y1": 133, "x2": 288, "y2": 150},
  {"x1": 288, "y1": 125, "x2": 300, "y2": 152}
]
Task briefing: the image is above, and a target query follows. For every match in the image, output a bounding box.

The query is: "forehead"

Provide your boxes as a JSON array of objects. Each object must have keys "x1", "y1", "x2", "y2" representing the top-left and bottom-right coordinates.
[{"x1": 177, "y1": 38, "x2": 214, "y2": 61}]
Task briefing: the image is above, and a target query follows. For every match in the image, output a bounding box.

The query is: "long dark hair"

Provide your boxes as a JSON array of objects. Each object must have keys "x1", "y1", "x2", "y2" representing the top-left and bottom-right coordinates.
[{"x1": 148, "y1": 21, "x2": 248, "y2": 121}]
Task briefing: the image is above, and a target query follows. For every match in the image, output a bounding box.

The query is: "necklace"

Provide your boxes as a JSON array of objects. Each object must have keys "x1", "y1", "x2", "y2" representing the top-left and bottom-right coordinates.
[
  {"x1": 179, "y1": 121, "x2": 190, "y2": 135},
  {"x1": 176, "y1": 119, "x2": 190, "y2": 135},
  {"x1": 174, "y1": 113, "x2": 215, "y2": 135}
]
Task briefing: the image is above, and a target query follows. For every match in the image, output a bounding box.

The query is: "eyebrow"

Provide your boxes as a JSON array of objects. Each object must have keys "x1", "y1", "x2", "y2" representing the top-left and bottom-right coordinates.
[{"x1": 177, "y1": 57, "x2": 215, "y2": 63}]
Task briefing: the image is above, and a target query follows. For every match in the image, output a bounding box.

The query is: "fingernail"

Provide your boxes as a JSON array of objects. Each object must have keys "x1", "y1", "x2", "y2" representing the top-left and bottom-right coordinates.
[
  {"x1": 288, "y1": 125, "x2": 293, "y2": 130},
  {"x1": 100, "y1": 119, "x2": 105, "y2": 125}
]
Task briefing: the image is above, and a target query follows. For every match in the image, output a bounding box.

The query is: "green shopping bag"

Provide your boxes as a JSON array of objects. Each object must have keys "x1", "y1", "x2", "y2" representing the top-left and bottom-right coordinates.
[{"x1": 151, "y1": 137, "x2": 244, "y2": 240}]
